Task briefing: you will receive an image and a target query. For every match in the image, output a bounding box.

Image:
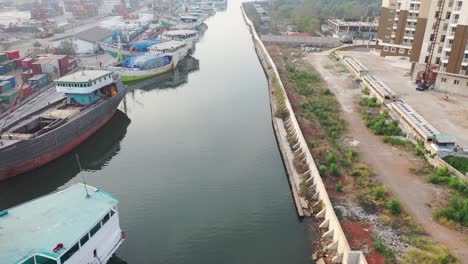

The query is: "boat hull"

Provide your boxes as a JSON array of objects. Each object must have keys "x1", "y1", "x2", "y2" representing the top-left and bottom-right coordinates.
[
  {"x1": 120, "y1": 63, "x2": 174, "y2": 83},
  {"x1": 0, "y1": 80, "x2": 127, "y2": 181}
]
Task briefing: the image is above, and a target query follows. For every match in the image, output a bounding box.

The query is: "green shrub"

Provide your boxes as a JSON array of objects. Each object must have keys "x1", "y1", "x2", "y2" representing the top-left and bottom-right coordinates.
[
  {"x1": 351, "y1": 169, "x2": 361, "y2": 177},
  {"x1": 359, "y1": 97, "x2": 380, "y2": 107},
  {"x1": 386, "y1": 198, "x2": 401, "y2": 215},
  {"x1": 434, "y1": 195, "x2": 468, "y2": 226},
  {"x1": 374, "y1": 240, "x2": 396, "y2": 260},
  {"x1": 383, "y1": 136, "x2": 410, "y2": 147},
  {"x1": 329, "y1": 163, "x2": 340, "y2": 177},
  {"x1": 372, "y1": 185, "x2": 388, "y2": 200},
  {"x1": 319, "y1": 165, "x2": 327, "y2": 175},
  {"x1": 323, "y1": 89, "x2": 333, "y2": 95},
  {"x1": 364, "y1": 111, "x2": 403, "y2": 136},
  {"x1": 362, "y1": 87, "x2": 370, "y2": 95},
  {"x1": 335, "y1": 181, "x2": 343, "y2": 192},
  {"x1": 307, "y1": 139, "x2": 317, "y2": 148},
  {"x1": 326, "y1": 152, "x2": 336, "y2": 164},
  {"x1": 443, "y1": 156, "x2": 468, "y2": 174},
  {"x1": 428, "y1": 167, "x2": 468, "y2": 197}
]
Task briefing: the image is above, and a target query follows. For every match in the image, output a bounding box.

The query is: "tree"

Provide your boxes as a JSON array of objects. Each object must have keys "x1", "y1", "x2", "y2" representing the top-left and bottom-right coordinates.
[
  {"x1": 33, "y1": 41, "x2": 42, "y2": 48},
  {"x1": 54, "y1": 40, "x2": 77, "y2": 56}
]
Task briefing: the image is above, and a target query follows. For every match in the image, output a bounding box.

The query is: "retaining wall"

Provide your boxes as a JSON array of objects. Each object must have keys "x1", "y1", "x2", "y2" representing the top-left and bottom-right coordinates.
[{"x1": 242, "y1": 6, "x2": 367, "y2": 264}]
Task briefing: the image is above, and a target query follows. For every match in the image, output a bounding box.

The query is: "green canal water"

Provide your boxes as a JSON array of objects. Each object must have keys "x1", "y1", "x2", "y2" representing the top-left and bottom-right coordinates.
[{"x1": 0, "y1": 1, "x2": 313, "y2": 263}]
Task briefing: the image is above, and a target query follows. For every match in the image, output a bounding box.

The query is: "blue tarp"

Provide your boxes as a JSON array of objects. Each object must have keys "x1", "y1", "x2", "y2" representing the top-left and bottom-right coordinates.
[
  {"x1": 123, "y1": 55, "x2": 172, "y2": 70},
  {"x1": 125, "y1": 40, "x2": 163, "y2": 52}
]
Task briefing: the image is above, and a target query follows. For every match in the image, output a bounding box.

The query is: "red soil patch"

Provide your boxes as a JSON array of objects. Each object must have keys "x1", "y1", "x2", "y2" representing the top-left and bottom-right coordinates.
[
  {"x1": 324, "y1": 175, "x2": 349, "y2": 197},
  {"x1": 342, "y1": 221, "x2": 386, "y2": 264}
]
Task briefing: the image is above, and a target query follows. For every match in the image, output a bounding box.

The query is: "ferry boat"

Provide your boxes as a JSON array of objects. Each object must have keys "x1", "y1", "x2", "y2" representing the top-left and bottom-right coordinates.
[
  {"x1": 110, "y1": 40, "x2": 192, "y2": 83},
  {"x1": 0, "y1": 183, "x2": 125, "y2": 263},
  {"x1": 162, "y1": 29, "x2": 199, "y2": 47},
  {"x1": 0, "y1": 70, "x2": 127, "y2": 181}
]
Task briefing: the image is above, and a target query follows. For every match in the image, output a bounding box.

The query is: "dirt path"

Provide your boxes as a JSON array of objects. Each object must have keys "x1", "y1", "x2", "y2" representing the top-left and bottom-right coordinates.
[{"x1": 305, "y1": 51, "x2": 468, "y2": 263}]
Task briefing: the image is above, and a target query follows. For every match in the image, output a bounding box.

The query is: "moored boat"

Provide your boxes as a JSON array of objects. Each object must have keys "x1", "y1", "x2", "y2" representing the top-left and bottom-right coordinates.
[
  {"x1": 0, "y1": 70, "x2": 127, "y2": 181},
  {"x1": 162, "y1": 29, "x2": 199, "y2": 47},
  {"x1": 109, "y1": 40, "x2": 192, "y2": 83},
  {"x1": 0, "y1": 183, "x2": 125, "y2": 264}
]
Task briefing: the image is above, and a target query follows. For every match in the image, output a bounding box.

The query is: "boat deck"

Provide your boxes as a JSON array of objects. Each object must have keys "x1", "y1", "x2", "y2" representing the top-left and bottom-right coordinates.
[
  {"x1": 0, "y1": 184, "x2": 118, "y2": 262},
  {"x1": 0, "y1": 85, "x2": 65, "y2": 130}
]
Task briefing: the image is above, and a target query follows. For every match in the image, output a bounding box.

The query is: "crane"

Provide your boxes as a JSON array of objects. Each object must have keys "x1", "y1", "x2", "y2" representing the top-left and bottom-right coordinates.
[{"x1": 416, "y1": 0, "x2": 445, "y2": 91}]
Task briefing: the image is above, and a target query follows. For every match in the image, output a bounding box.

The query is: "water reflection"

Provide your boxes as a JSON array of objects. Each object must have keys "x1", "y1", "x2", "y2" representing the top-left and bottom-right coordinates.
[{"x1": 0, "y1": 110, "x2": 131, "y2": 210}]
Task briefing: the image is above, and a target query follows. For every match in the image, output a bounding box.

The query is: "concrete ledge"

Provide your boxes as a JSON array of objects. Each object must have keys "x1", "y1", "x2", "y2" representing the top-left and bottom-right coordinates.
[{"x1": 242, "y1": 6, "x2": 367, "y2": 264}]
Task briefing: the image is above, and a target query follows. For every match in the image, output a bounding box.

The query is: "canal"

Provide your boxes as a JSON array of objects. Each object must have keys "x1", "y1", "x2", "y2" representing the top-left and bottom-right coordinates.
[{"x1": 0, "y1": 1, "x2": 312, "y2": 263}]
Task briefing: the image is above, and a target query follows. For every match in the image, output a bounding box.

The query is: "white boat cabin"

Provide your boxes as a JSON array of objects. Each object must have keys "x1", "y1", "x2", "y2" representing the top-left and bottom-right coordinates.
[
  {"x1": 55, "y1": 70, "x2": 119, "y2": 105},
  {"x1": 0, "y1": 184, "x2": 125, "y2": 264}
]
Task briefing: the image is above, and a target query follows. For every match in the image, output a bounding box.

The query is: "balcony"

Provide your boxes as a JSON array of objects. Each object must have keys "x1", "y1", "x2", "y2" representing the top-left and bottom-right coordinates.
[
  {"x1": 452, "y1": 18, "x2": 459, "y2": 24},
  {"x1": 460, "y1": 70, "x2": 467, "y2": 75},
  {"x1": 463, "y1": 57, "x2": 468, "y2": 64}
]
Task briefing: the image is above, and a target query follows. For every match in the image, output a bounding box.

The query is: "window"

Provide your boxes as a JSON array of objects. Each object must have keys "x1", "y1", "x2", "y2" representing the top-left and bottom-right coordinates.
[
  {"x1": 21, "y1": 257, "x2": 35, "y2": 264},
  {"x1": 383, "y1": 46, "x2": 389, "y2": 52},
  {"x1": 110, "y1": 209, "x2": 116, "y2": 217},
  {"x1": 80, "y1": 233, "x2": 90, "y2": 247},
  {"x1": 390, "y1": 47, "x2": 396, "y2": 53},
  {"x1": 90, "y1": 222, "x2": 102, "y2": 237},
  {"x1": 454, "y1": 80, "x2": 460, "y2": 85},
  {"x1": 466, "y1": 82, "x2": 468, "y2": 86},
  {"x1": 441, "y1": 77, "x2": 447, "y2": 82},
  {"x1": 399, "y1": 48, "x2": 405, "y2": 54},
  {"x1": 438, "y1": 47, "x2": 443, "y2": 53},
  {"x1": 60, "y1": 243, "x2": 79, "y2": 263},
  {"x1": 408, "y1": 50, "x2": 412, "y2": 55},
  {"x1": 35, "y1": 256, "x2": 56, "y2": 264},
  {"x1": 102, "y1": 213, "x2": 110, "y2": 225}
]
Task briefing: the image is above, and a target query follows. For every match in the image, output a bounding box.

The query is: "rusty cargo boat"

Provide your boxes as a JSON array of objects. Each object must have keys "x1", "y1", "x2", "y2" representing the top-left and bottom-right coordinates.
[{"x1": 0, "y1": 70, "x2": 127, "y2": 181}]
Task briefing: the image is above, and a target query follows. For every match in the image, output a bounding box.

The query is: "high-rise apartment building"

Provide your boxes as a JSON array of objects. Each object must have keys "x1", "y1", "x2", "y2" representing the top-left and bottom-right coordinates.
[
  {"x1": 376, "y1": 0, "x2": 420, "y2": 57},
  {"x1": 410, "y1": 0, "x2": 468, "y2": 95},
  {"x1": 377, "y1": 0, "x2": 468, "y2": 95}
]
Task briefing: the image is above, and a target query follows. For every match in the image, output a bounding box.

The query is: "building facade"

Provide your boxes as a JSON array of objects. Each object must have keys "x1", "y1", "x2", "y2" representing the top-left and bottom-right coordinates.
[
  {"x1": 327, "y1": 19, "x2": 378, "y2": 38},
  {"x1": 376, "y1": 0, "x2": 421, "y2": 57},
  {"x1": 377, "y1": 0, "x2": 468, "y2": 95},
  {"x1": 410, "y1": 0, "x2": 468, "y2": 95}
]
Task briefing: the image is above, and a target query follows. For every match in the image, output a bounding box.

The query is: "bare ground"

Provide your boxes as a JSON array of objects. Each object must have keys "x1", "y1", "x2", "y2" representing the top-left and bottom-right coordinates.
[{"x1": 305, "y1": 51, "x2": 468, "y2": 263}]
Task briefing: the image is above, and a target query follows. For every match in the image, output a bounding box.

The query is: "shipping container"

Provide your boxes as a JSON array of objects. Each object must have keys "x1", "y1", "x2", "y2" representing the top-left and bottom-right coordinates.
[
  {"x1": 3, "y1": 50, "x2": 20, "y2": 60},
  {"x1": 31, "y1": 62, "x2": 43, "y2": 75},
  {"x1": 28, "y1": 74, "x2": 49, "y2": 88},
  {"x1": 0, "y1": 53, "x2": 8, "y2": 63},
  {"x1": 0, "y1": 66, "x2": 7, "y2": 75},
  {"x1": 23, "y1": 85, "x2": 33, "y2": 97},
  {"x1": 39, "y1": 59, "x2": 59, "y2": 75},
  {"x1": 0, "y1": 76, "x2": 16, "y2": 88},
  {"x1": 20, "y1": 58, "x2": 35, "y2": 70},
  {"x1": 0, "y1": 88, "x2": 21, "y2": 104},
  {"x1": 0, "y1": 81, "x2": 12, "y2": 93}
]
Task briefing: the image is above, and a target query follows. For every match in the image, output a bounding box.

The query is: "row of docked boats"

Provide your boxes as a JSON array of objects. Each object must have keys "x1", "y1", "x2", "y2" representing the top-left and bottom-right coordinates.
[
  {"x1": 0, "y1": 3, "x2": 220, "y2": 264},
  {"x1": 96, "y1": 10, "x2": 209, "y2": 83}
]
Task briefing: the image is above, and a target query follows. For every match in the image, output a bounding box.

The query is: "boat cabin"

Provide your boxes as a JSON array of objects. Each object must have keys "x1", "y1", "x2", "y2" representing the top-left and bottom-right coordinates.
[
  {"x1": 0, "y1": 184, "x2": 125, "y2": 264},
  {"x1": 163, "y1": 30, "x2": 198, "y2": 42},
  {"x1": 180, "y1": 15, "x2": 199, "y2": 23},
  {"x1": 55, "y1": 70, "x2": 118, "y2": 105},
  {"x1": 149, "y1": 40, "x2": 187, "y2": 55}
]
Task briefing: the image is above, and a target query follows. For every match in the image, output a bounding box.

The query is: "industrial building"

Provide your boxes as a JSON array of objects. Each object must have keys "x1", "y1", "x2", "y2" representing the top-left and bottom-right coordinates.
[
  {"x1": 327, "y1": 19, "x2": 378, "y2": 38},
  {"x1": 377, "y1": 0, "x2": 468, "y2": 96}
]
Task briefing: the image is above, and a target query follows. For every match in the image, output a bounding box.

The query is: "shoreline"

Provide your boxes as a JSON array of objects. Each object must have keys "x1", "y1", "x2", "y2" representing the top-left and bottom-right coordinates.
[{"x1": 240, "y1": 5, "x2": 367, "y2": 264}]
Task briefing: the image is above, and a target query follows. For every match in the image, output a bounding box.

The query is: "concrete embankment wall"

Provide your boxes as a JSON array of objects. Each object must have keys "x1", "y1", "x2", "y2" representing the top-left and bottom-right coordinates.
[
  {"x1": 241, "y1": 7, "x2": 367, "y2": 264},
  {"x1": 340, "y1": 54, "x2": 468, "y2": 180}
]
